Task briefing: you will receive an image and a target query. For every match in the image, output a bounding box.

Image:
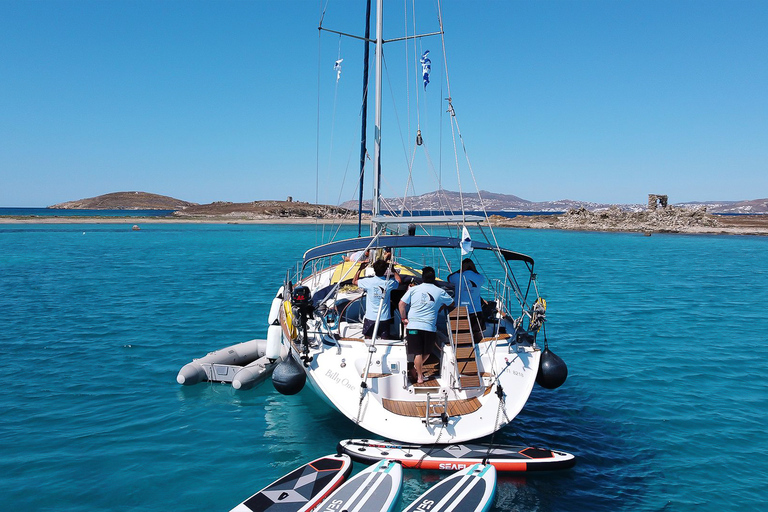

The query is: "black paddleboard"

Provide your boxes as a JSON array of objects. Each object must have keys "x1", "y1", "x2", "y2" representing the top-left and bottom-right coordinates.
[{"x1": 230, "y1": 454, "x2": 352, "y2": 512}]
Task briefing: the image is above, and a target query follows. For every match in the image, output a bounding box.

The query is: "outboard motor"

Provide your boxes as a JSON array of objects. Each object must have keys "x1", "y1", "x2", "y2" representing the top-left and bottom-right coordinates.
[
  {"x1": 536, "y1": 345, "x2": 568, "y2": 389},
  {"x1": 291, "y1": 286, "x2": 313, "y2": 325},
  {"x1": 272, "y1": 354, "x2": 306, "y2": 395},
  {"x1": 291, "y1": 286, "x2": 314, "y2": 367}
]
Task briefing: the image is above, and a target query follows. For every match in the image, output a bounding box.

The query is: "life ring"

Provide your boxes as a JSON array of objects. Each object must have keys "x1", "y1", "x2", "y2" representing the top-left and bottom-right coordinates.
[{"x1": 282, "y1": 300, "x2": 298, "y2": 340}]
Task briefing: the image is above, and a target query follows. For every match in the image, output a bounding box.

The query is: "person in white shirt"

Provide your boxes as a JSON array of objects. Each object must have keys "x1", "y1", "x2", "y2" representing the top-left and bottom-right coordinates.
[{"x1": 398, "y1": 267, "x2": 454, "y2": 383}]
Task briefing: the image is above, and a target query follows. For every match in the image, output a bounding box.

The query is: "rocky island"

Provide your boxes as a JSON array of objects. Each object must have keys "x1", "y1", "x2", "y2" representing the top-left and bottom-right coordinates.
[
  {"x1": 491, "y1": 205, "x2": 768, "y2": 236},
  {"x1": 49, "y1": 191, "x2": 196, "y2": 210},
  {"x1": 172, "y1": 200, "x2": 355, "y2": 220}
]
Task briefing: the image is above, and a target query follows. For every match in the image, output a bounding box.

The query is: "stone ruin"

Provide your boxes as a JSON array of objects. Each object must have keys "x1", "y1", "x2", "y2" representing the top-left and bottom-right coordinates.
[
  {"x1": 648, "y1": 194, "x2": 668, "y2": 210},
  {"x1": 553, "y1": 194, "x2": 718, "y2": 232}
]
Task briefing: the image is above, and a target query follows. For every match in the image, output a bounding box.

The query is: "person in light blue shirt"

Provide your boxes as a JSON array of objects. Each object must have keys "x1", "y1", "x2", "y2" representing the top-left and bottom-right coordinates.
[
  {"x1": 399, "y1": 267, "x2": 454, "y2": 383},
  {"x1": 447, "y1": 258, "x2": 486, "y2": 342},
  {"x1": 353, "y1": 259, "x2": 401, "y2": 339}
]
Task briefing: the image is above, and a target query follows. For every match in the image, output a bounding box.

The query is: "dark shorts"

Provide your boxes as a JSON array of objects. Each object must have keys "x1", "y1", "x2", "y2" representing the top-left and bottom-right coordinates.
[
  {"x1": 363, "y1": 318, "x2": 392, "y2": 339},
  {"x1": 406, "y1": 329, "x2": 436, "y2": 355}
]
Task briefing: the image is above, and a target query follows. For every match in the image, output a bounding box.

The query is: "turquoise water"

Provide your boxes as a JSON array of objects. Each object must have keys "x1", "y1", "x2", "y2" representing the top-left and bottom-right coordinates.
[{"x1": 1, "y1": 224, "x2": 766, "y2": 511}]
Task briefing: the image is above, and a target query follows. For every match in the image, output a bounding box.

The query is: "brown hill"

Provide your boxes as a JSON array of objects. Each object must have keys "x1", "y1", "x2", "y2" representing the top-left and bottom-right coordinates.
[{"x1": 49, "y1": 192, "x2": 196, "y2": 210}]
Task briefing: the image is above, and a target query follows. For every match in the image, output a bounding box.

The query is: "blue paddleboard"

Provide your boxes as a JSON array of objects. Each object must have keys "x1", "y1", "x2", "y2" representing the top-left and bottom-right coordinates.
[
  {"x1": 402, "y1": 463, "x2": 496, "y2": 512},
  {"x1": 230, "y1": 454, "x2": 352, "y2": 512},
  {"x1": 314, "y1": 459, "x2": 402, "y2": 512}
]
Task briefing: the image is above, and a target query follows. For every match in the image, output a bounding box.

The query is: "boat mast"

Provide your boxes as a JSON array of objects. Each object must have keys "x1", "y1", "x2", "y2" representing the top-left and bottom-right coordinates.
[
  {"x1": 357, "y1": 0, "x2": 372, "y2": 237},
  {"x1": 371, "y1": 0, "x2": 383, "y2": 231}
]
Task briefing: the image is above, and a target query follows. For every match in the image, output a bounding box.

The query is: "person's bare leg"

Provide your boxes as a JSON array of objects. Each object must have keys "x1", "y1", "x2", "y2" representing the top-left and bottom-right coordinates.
[{"x1": 414, "y1": 354, "x2": 424, "y2": 383}]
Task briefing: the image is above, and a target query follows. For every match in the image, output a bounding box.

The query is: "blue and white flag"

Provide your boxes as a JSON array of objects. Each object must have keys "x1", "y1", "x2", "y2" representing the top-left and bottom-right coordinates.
[
  {"x1": 334, "y1": 58, "x2": 343, "y2": 82},
  {"x1": 420, "y1": 50, "x2": 431, "y2": 90},
  {"x1": 460, "y1": 226, "x2": 473, "y2": 255}
]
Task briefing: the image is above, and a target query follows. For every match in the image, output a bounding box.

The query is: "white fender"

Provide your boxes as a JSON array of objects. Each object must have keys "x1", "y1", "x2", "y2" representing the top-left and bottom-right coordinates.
[
  {"x1": 266, "y1": 324, "x2": 283, "y2": 361},
  {"x1": 268, "y1": 296, "x2": 283, "y2": 325}
]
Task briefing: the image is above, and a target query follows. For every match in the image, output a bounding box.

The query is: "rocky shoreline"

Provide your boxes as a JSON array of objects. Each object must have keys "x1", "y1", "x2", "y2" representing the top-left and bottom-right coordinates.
[
  {"x1": 490, "y1": 206, "x2": 768, "y2": 236},
  {"x1": 4, "y1": 204, "x2": 767, "y2": 236}
]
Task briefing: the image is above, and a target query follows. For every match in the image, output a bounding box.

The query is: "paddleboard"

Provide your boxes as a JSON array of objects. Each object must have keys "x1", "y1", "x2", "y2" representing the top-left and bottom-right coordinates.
[
  {"x1": 338, "y1": 439, "x2": 575, "y2": 472},
  {"x1": 314, "y1": 459, "x2": 402, "y2": 512},
  {"x1": 402, "y1": 463, "x2": 496, "y2": 512},
  {"x1": 230, "y1": 454, "x2": 352, "y2": 512}
]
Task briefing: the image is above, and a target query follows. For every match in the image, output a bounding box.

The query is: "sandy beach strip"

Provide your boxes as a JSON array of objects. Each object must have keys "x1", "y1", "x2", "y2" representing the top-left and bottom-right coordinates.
[{"x1": 2, "y1": 213, "x2": 767, "y2": 236}]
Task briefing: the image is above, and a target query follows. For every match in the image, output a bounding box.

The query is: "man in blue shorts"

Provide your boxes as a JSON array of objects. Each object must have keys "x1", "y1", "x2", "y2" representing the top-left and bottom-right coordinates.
[
  {"x1": 398, "y1": 266, "x2": 454, "y2": 383},
  {"x1": 353, "y1": 259, "x2": 401, "y2": 339}
]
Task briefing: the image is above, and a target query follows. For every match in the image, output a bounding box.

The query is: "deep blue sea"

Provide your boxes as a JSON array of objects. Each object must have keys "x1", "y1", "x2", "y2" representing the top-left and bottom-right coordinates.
[
  {"x1": 1, "y1": 223, "x2": 766, "y2": 512},
  {"x1": 0, "y1": 207, "x2": 175, "y2": 217}
]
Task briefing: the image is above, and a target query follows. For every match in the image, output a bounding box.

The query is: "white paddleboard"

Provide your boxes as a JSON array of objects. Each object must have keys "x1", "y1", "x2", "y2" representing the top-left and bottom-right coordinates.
[
  {"x1": 314, "y1": 459, "x2": 402, "y2": 512},
  {"x1": 402, "y1": 463, "x2": 496, "y2": 512},
  {"x1": 338, "y1": 438, "x2": 575, "y2": 472},
  {"x1": 230, "y1": 454, "x2": 352, "y2": 512}
]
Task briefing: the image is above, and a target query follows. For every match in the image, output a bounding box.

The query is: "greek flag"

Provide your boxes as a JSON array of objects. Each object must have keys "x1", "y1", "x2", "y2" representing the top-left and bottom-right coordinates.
[
  {"x1": 420, "y1": 50, "x2": 431, "y2": 90},
  {"x1": 334, "y1": 59, "x2": 343, "y2": 82},
  {"x1": 460, "y1": 226, "x2": 473, "y2": 255}
]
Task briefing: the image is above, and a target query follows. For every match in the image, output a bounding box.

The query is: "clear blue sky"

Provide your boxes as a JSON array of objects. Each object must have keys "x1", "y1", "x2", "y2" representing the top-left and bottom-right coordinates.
[{"x1": 1, "y1": 0, "x2": 766, "y2": 207}]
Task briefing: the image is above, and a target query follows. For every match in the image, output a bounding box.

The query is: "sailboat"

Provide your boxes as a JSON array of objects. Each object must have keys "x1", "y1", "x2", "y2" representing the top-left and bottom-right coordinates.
[{"x1": 269, "y1": 0, "x2": 567, "y2": 445}]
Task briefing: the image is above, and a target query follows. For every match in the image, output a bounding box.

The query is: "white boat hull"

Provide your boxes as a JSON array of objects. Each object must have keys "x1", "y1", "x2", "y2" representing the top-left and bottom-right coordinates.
[{"x1": 296, "y1": 337, "x2": 539, "y2": 444}]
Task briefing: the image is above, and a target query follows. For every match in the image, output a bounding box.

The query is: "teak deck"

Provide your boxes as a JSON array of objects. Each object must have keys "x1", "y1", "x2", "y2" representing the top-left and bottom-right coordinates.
[{"x1": 381, "y1": 396, "x2": 482, "y2": 417}]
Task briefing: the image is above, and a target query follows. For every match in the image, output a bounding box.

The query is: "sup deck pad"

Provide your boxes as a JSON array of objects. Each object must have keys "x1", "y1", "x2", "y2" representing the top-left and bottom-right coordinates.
[
  {"x1": 402, "y1": 463, "x2": 497, "y2": 512},
  {"x1": 338, "y1": 439, "x2": 575, "y2": 472},
  {"x1": 230, "y1": 454, "x2": 352, "y2": 512},
  {"x1": 314, "y1": 459, "x2": 402, "y2": 512}
]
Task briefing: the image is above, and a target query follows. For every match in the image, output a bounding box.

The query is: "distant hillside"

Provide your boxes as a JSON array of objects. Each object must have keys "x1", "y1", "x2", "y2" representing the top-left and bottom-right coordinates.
[
  {"x1": 677, "y1": 198, "x2": 768, "y2": 214},
  {"x1": 340, "y1": 190, "x2": 768, "y2": 214},
  {"x1": 340, "y1": 189, "x2": 616, "y2": 212},
  {"x1": 49, "y1": 192, "x2": 197, "y2": 210},
  {"x1": 173, "y1": 200, "x2": 355, "y2": 219}
]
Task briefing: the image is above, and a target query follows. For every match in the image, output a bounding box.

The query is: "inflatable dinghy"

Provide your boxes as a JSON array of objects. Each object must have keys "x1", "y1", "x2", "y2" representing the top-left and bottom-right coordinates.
[{"x1": 177, "y1": 287, "x2": 288, "y2": 390}]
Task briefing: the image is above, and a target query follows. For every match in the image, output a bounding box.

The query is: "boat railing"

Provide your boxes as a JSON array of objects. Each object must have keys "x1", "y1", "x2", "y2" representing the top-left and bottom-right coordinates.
[{"x1": 443, "y1": 311, "x2": 461, "y2": 391}]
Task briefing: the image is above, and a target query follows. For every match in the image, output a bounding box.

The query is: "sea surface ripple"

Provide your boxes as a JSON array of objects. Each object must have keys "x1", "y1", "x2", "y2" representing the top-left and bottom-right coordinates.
[{"x1": 1, "y1": 224, "x2": 766, "y2": 511}]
